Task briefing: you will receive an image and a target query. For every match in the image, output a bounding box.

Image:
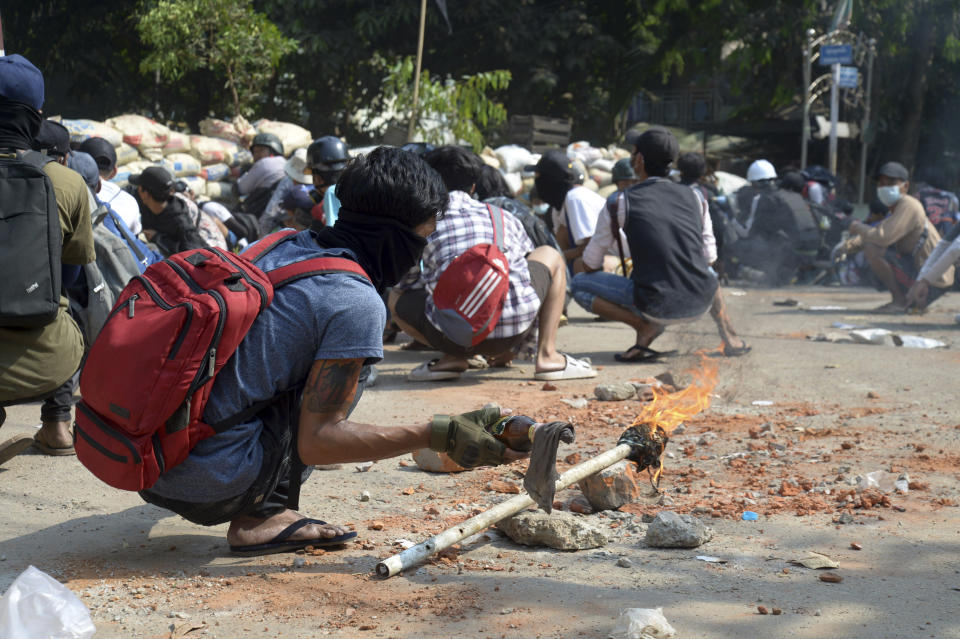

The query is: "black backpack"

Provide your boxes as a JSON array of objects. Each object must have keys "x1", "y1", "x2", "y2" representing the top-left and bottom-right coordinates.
[{"x1": 0, "y1": 151, "x2": 62, "y2": 327}]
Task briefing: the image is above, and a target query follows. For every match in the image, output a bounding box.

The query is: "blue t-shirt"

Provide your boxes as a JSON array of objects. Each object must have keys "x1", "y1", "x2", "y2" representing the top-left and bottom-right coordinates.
[{"x1": 148, "y1": 231, "x2": 385, "y2": 502}]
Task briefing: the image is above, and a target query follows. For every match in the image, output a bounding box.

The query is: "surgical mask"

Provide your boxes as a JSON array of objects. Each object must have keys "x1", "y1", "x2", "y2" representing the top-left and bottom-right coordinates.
[
  {"x1": 876, "y1": 185, "x2": 902, "y2": 207},
  {"x1": 533, "y1": 203, "x2": 550, "y2": 215}
]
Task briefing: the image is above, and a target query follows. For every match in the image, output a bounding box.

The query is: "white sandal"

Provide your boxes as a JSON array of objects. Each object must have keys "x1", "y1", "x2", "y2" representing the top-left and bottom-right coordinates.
[
  {"x1": 534, "y1": 354, "x2": 597, "y2": 381},
  {"x1": 408, "y1": 359, "x2": 464, "y2": 382}
]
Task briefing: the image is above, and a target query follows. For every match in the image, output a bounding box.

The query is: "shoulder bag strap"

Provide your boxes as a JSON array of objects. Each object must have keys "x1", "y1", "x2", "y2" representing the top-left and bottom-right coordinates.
[
  {"x1": 486, "y1": 203, "x2": 505, "y2": 250},
  {"x1": 608, "y1": 195, "x2": 628, "y2": 276},
  {"x1": 266, "y1": 256, "x2": 370, "y2": 288}
]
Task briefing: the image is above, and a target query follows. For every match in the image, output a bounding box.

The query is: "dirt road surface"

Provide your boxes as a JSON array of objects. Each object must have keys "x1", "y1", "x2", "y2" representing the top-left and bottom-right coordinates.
[{"x1": 1, "y1": 285, "x2": 958, "y2": 638}]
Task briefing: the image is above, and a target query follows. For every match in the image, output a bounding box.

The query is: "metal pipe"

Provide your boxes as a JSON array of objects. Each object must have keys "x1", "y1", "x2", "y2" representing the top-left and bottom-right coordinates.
[
  {"x1": 858, "y1": 39, "x2": 876, "y2": 204},
  {"x1": 376, "y1": 444, "x2": 633, "y2": 578},
  {"x1": 801, "y1": 29, "x2": 815, "y2": 170}
]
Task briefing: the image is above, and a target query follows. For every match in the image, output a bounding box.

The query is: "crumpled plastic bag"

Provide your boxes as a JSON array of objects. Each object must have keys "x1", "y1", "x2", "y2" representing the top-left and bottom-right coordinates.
[
  {"x1": 608, "y1": 607, "x2": 676, "y2": 639},
  {"x1": 0, "y1": 565, "x2": 95, "y2": 639}
]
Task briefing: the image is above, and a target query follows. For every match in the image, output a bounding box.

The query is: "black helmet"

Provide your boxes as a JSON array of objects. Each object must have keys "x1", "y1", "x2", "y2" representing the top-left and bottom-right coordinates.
[
  {"x1": 307, "y1": 136, "x2": 349, "y2": 181},
  {"x1": 251, "y1": 132, "x2": 284, "y2": 157}
]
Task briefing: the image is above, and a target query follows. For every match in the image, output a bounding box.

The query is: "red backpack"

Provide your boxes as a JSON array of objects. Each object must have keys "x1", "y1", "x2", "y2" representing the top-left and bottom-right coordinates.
[
  {"x1": 74, "y1": 230, "x2": 369, "y2": 491},
  {"x1": 431, "y1": 204, "x2": 510, "y2": 347}
]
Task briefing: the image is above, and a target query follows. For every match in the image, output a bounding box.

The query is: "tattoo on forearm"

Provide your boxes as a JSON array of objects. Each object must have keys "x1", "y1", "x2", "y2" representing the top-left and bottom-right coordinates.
[{"x1": 303, "y1": 359, "x2": 362, "y2": 415}]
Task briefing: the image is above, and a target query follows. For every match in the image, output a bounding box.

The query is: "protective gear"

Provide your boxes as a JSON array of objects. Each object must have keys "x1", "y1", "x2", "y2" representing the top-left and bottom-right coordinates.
[
  {"x1": 877, "y1": 185, "x2": 903, "y2": 208},
  {"x1": 307, "y1": 135, "x2": 349, "y2": 183},
  {"x1": 250, "y1": 132, "x2": 284, "y2": 158},
  {"x1": 428, "y1": 405, "x2": 509, "y2": 469},
  {"x1": 747, "y1": 159, "x2": 777, "y2": 183}
]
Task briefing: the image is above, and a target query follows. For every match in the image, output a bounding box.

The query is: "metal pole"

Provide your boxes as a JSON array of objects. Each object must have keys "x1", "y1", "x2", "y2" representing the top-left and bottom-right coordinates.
[
  {"x1": 406, "y1": 0, "x2": 428, "y2": 143},
  {"x1": 801, "y1": 29, "x2": 815, "y2": 170},
  {"x1": 376, "y1": 444, "x2": 633, "y2": 578},
  {"x1": 858, "y1": 39, "x2": 876, "y2": 204},
  {"x1": 0, "y1": 8, "x2": 6, "y2": 57},
  {"x1": 829, "y1": 62, "x2": 840, "y2": 176}
]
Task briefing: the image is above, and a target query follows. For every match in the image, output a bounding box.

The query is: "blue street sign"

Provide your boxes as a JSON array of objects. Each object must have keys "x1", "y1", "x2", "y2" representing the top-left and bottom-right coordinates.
[
  {"x1": 838, "y1": 66, "x2": 859, "y2": 89},
  {"x1": 820, "y1": 44, "x2": 853, "y2": 66}
]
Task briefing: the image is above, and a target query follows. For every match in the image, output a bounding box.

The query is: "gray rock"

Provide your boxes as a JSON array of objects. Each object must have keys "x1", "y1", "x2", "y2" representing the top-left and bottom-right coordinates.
[
  {"x1": 645, "y1": 511, "x2": 713, "y2": 548},
  {"x1": 594, "y1": 383, "x2": 637, "y2": 401},
  {"x1": 837, "y1": 512, "x2": 854, "y2": 524},
  {"x1": 496, "y1": 511, "x2": 609, "y2": 550},
  {"x1": 616, "y1": 557, "x2": 633, "y2": 568},
  {"x1": 577, "y1": 461, "x2": 642, "y2": 510}
]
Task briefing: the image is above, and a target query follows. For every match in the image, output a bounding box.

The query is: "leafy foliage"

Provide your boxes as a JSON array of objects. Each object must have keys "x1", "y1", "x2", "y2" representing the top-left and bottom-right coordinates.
[
  {"x1": 137, "y1": 0, "x2": 297, "y2": 117},
  {"x1": 365, "y1": 55, "x2": 510, "y2": 151}
]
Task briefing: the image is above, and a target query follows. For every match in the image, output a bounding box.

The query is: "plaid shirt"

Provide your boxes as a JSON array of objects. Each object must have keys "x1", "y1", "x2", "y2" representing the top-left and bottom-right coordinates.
[{"x1": 395, "y1": 190, "x2": 540, "y2": 338}]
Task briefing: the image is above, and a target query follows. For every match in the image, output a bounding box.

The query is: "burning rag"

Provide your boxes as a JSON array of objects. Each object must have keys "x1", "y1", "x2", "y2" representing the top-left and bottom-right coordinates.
[{"x1": 523, "y1": 421, "x2": 575, "y2": 513}]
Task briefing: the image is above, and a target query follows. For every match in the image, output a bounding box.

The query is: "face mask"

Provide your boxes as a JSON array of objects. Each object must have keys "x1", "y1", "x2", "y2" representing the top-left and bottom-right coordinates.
[
  {"x1": 876, "y1": 185, "x2": 902, "y2": 207},
  {"x1": 533, "y1": 203, "x2": 550, "y2": 215}
]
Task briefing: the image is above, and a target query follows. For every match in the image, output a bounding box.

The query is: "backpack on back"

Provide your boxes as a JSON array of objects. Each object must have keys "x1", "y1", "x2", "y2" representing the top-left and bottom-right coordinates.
[
  {"x1": 0, "y1": 151, "x2": 62, "y2": 328},
  {"x1": 74, "y1": 230, "x2": 369, "y2": 491},
  {"x1": 431, "y1": 204, "x2": 510, "y2": 347}
]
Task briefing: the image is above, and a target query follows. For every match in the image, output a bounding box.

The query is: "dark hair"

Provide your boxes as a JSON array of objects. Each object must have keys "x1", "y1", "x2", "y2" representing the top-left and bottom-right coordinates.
[
  {"x1": 475, "y1": 165, "x2": 511, "y2": 200},
  {"x1": 423, "y1": 145, "x2": 483, "y2": 193},
  {"x1": 677, "y1": 152, "x2": 706, "y2": 183},
  {"x1": 336, "y1": 146, "x2": 448, "y2": 228},
  {"x1": 642, "y1": 157, "x2": 672, "y2": 178}
]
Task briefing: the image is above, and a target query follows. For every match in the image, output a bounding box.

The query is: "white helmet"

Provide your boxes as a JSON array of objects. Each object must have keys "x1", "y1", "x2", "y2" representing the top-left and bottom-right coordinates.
[{"x1": 747, "y1": 159, "x2": 777, "y2": 182}]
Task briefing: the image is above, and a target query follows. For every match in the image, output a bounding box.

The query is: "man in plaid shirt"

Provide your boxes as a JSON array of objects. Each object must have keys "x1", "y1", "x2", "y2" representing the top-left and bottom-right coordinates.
[{"x1": 390, "y1": 146, "x2": 596, "y2": 382}]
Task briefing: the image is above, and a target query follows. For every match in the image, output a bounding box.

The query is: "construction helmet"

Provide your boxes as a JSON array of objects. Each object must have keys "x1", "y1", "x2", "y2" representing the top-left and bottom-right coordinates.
[
  {"x1": 251, "y1": 132, "x2": 284, "y2": 157},
  {"x1": 747, "y1": 159, "x2": 777, "y2": 183}
]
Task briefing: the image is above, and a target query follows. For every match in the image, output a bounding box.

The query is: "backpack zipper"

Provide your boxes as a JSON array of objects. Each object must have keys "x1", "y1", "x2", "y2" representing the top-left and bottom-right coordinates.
[
  {"x1": 136, "y1": 275, "x2": 194, "y2": 360},
  {"x1": 213, "y1": 248, "x2": 270, "y2": 311},
  {"x1": 165, "y1": 258, "x2": 227, "y2": 392}
]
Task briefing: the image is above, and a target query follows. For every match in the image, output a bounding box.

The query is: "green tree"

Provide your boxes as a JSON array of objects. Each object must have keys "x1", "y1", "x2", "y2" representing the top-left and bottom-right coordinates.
[
  {"x1": 366, "y1": 55, "x2": 510, "y2": 151},
  {"x1": 138, "y1": 0, "x2": 297, "y2": 117}
]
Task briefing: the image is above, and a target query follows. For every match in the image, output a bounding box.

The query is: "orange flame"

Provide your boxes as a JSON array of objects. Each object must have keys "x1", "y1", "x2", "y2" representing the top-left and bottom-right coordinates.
[
  {"x1": 631, "y1": 355, "x2": 719, "y2": 435},
  {"x1": 630, "y1": 355, "x2": 719, "y2": 487}
]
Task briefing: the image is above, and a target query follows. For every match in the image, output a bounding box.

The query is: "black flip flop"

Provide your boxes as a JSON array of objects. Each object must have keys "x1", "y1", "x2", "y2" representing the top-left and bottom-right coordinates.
[
  {"x1": 614, "y1": 345, "x2": 678, "y2": 363},
  {"x1": 723, "y1": 342, "x2": 752, "y2": 357},
  {"x1": 229, "y1": 518, "x2": 357, "y2": 556}
]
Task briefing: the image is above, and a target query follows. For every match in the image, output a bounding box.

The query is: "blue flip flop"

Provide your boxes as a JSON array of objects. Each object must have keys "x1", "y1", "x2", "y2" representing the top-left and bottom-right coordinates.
[{"x1": 229, "y1": 518, "x2": 357, "y2": 556}]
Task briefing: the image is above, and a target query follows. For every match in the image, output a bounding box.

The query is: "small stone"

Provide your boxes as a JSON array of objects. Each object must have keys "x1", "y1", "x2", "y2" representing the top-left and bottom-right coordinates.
[
  {"x1": 814, "y1": 609, "x2": 822, "y2": 616},
  {"x1": 496, "y1": 511, "x2": 608, "y2": 550},
  {"x1": 411, "y1": 448, "x2": 468, "y2": 473},
  {"x1": 292, "y1": 557, "x2": 306, "y2": 568},
  {"x1": 359, "y1": 490, "x2": 371, "y2": 502},
  {"x1": 850, "y1": 542, "x2": 862, "y2": 550},
  {"x1": 594, "y1": 383, "x2": 636, "y2": 401},
  {"x1": 819, "y1": 572, "x2": 843, "y2": 583},
  {"x1": 355, "y1": 461, "x2": 374, "y2": 472},
  {"x1": 577, "y1": 461, "x2": 642, "y2": 510},
  {"x1": 615, "y1": 557, "x2": 633, "y2": 568},
  {"x1": 772, "y1": 608, "x2": 782, "y2": 615},
  {"x1": 757, "y1": 606, "x2": 768, "y2": 615},
  {"x1": 658, "y1": 494, "x2": 674, "y2": 507},
  {"x1": 368, "y1": 521, "x2": 384, "y2": 531},
  {"x1": 837, "y1": 512, "x2": 854, "y2": 525},
  {"x1": 645, "y1": 511, "x2": 713, "y2": 548},
  {"x1": 486, "y1": 480, "x2": 521, "y2": 494},
  {"x1": 541, "y1": 382, "x2": 558, "y2": 391},
  {"x1": 866, "y1": 391, "x2": 880, "y2": 399},
  {"x1": 172, "y1": 612, "x2": 189, "y2": 619},
  {"x1": 500, "y1": 608, "x2": 514, "y2": 615}
]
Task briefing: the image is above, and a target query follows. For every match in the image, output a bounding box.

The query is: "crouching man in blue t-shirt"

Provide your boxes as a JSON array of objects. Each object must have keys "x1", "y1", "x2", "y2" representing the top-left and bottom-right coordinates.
[{"x1": 141, "y1": 147, "x2": 526, "y2": 555}]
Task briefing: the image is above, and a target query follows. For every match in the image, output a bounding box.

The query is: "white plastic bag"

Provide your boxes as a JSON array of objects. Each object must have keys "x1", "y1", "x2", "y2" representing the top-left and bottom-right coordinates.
[
  {"x1": 608, "y1": 607, "x2": 676, "y2": 639},
  {"x1": 0, "y1": 565, "x2": 95, "y2": 639}
]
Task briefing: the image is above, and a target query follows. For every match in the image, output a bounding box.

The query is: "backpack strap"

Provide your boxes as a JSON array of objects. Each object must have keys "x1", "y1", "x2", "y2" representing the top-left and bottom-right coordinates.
[
  {"x1": 240, "y1": 228, "x2": 299, "y2": 263},
  {"x1": 266, "y1": 257, "x2": 370, "y2": 287},
  {"x1": 608, "y1": 195, "x2": 628, "y2": 276},
  {"x1": 485, "y1": 203, "x2": 505, "y2": 250}
]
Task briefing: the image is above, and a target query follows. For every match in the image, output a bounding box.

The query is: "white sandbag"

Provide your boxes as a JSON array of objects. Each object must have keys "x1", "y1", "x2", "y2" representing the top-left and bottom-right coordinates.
[
  {"x1": 581, "y1": 178, "x2": 599, "y2": 193},
  {"x1": 590, "y1": 168, "x2": 613, "y2": 187},
  {"x1": 599, "y1": 184, "x2": 618, "y2": 199},
  {"x1": 231, "y1": 148, "x2": 254, "y2": 168},
  {"x1": 189, "y1": 135, "x2": 240, "y2": 166},
  {"x1": 502, "y1": 171, "x2": 523, "y2": 197},
  {"x1": 105, "y1": 114, "x2": 170, "y2": 159},
  {"x1": 479, "y1": 146, "x2": 501, "y2": 169},
  {"x1": 115, "y1": 142, "x2": 139, "y2": 166},
  {"x1": 254, "y1": 119, "x2": 313, "y2": 156},
  {"x1": 163, "y1": 131, "x2": 192, "y2": 155},
  {"x1": 59, "y1": 119, "x2": 123, "y2": 148},
  {"x1": 714, "y1": 170, "x2": 749, "y2": 195},
  {"x1": 589, "y1": 158, "x2": 615, "y2": 172},
  {"x1": 111, "y1": 160, "x2": 157, "y2": 187},
  {"x1": 567, "y1": 141, "x2": 604, "y2": 166},
  {"x1": 178, "y1": 175, "x2": 206, "y2": 197},
  {"x1": 199, "y1": 115, "x2": 256, "y2": 145},
  {"x1": 205, "y1": 180, "x2": 237, "y2": 202},
  {"x1": 202, "y1": 163, "x2": 231, "y2": 182},
  {"x1": 494, "y1": 144, "x2": 536, "y2": 174},
  {"x1": 165, "y1": 153, "x2": 202, "y2": 177}
]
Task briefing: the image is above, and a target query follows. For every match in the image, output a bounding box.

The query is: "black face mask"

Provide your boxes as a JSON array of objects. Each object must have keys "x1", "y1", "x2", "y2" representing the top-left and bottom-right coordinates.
[
  {"x1": 312, "y1": 208, "x2": 427, "y2": 293},
  {"x1": 534, "y1": 174, "x2": 571, "y2": 211},
  {"x1": 0, "y1": 97, "x2": 42, "y2": 151}
]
